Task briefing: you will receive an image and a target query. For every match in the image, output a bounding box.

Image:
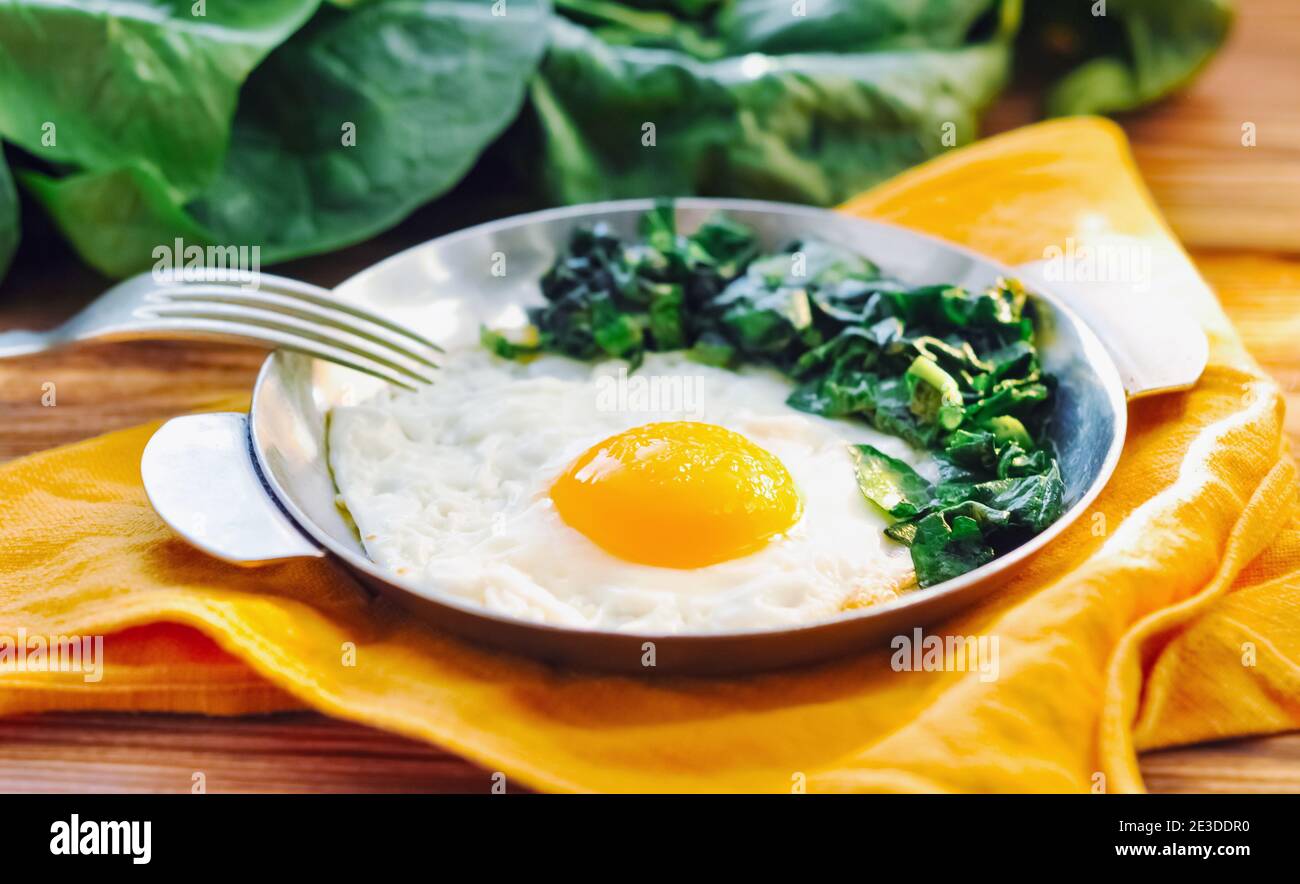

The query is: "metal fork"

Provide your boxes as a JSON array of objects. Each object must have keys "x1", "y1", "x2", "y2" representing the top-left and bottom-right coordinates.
[{"x1": 0, "y1": 270, "x2": 440, "y2": 389}]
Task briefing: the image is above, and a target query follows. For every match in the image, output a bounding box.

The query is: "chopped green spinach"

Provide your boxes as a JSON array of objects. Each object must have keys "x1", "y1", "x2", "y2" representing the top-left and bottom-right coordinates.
[{"x1": 486, "y1": 205, "x2": 1067, "y2": 588}]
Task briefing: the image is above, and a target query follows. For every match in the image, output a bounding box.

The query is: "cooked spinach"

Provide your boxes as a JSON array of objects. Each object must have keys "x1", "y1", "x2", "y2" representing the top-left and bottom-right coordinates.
[
  {"x1": 489, "y1": 206, "x2": 1065, "y2": 587},
  {"x1": 848, "y1": 444, "x2": 934, "y2": 519}
]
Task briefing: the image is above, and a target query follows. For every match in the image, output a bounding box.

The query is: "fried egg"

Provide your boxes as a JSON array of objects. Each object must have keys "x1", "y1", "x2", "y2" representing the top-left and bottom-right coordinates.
[{"x1": 327, "y1": 349, "x2": 933, "y2": 633}]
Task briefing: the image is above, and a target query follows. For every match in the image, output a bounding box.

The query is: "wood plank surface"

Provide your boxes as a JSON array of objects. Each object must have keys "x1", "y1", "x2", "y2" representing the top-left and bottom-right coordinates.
[
  {"x1": 0, "y1": 714, "x2": 497, "y2": 795},
  {"x1": 1121, "y1": 1, "x2": 1300, "y2": 253},
  {"x1": 0, "y1": 711, "x2": 1294, "y2": 795},
  {"x1": 1, "y1": 0, "x2": 1298, "y2": 793}
]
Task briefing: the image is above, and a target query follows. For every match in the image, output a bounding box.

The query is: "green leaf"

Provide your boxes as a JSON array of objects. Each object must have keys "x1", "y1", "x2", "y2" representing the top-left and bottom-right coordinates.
[
  {"x1": 523, "y1": 208, "x2": 766, "y2": 367},
  {"x1": 195, "y1": 0, "x2": 550, "y2": 262},
  {"x1": 715, "y1": 277, "x2": 815, "y2": 357},
  {"x1": 790, "y1": 325, "x2": 876, "y2": 380},
  {"x1": 686, "y1": 213, "x2": 763, "y2": 281},
  {"x1": 1024, "y1": 0, "x2": 1234, "y2": 116},
  {"x1": 983, "y1": 414, "x2": 1032, "y2": 448},
  {"x1": 0, "y1": 0, "x2": 320, "y2": 196},
  {"x1": 848, "y1": 443, "x2": 934, "y2": 518},
  {"x1": 481, "y1": 325, "x2": 541, "y2": 360},
  {"x1": 882, "y1": 278, "x2": 1028, "y2": 341},
  {"x1": 996, "y1": 443, "x2": 1051, "y2": 479},
  {"x1": 905, "y1": 354, "x2": 965, "y2": 430},
  {"x1": 686, "y1": 330, "x2": 736, "y2": 367},
  {"x1": 591, "y1": 291, "x2": 645, "y2": 362},
  {"x1": 936, "y1": 461, "x2": 1065, "y2": 532},
  {"x1": 937, "y1": 428, "x2": 998, "y2": 482},
  {"x1": 705, "y1": 238, "x2": 882, "y2": 359},
  {"x1": 555, "y1": 0, "x2": 725, "y2": 58},
  {"x1": 909, "y1": 505, "x2": 1001, "y2": 588},
  {"x1": 22, "y1": 163, "x2": 214, "y2": 278},
  {"x1": 0, "y1": 152, "x2": 17, "y2": 283},
  {"x1": 962, "y1": 378, "x2": 1050, "y2": 425},
  {"x1": 23, "y1": 0, "x2": 551, "y2": 276},
  {"x1": 789, "y1": 371, "x2": 936, "y2": 447},
  {"x1": 530, "y1": 16, "x2": 1011, "y2": 206},
  {"x1": 638, "y1": 199, "x2": 678, "y2": 252},
  {"x1": 720, "y1": 0, "x2": 1004, "y2": 55},
  {"x1": 647, "y1": 283, "x2": 687, "y2": 349}
]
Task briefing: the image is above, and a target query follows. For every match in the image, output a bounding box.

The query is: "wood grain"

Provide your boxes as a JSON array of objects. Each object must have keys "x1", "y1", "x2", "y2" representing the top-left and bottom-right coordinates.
[
  {"x1": 1141, "y1": 736, "x2": 1300, "y2": 795},
  {"x1": 1121, "y1": 0, "x2": 1300, "y2": 253},
  {"x1": 984, "y1": 0, "x2": 1300, "y2": 254},
  {"x1": 1198, "y1": 253, "x2": 1300, "y2": 442},
  {"x1": 0, "y1": 713, "x2": 498, "y2": 794},
  {"x1": 0, "y1": 711, "x2": 1294, "y2": 794},
  {"x1": 1, "y1": 0, "x2": 1298, "y2": 794}
]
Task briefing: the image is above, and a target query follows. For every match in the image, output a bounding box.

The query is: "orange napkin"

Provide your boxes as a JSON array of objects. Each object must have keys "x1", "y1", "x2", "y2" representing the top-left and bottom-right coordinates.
[{"x1": 2, "y1": 118, "x2": 1297, "y2": 792}]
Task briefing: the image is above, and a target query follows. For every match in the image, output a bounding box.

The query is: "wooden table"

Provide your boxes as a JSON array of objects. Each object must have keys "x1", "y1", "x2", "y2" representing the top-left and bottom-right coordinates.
[{"x1": 1, "y1": 0, "x2": 1298, "y2": 793}]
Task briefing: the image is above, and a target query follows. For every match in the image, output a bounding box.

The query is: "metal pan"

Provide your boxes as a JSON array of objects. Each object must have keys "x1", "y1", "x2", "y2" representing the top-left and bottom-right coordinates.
[{"x1": 140, "y1": 199, "x2": 1207, "y2": 675}]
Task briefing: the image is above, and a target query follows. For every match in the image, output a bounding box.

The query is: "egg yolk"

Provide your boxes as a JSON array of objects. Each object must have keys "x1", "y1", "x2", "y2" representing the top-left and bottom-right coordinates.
[{"x1": 550, "y1": 421, "x2": 802, "y2": 569}]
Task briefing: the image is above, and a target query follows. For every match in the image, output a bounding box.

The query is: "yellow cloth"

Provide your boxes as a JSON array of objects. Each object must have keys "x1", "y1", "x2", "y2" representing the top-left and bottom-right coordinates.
[{"x1": 2, "y1": 118, "x2": 1297, "y2": 792}]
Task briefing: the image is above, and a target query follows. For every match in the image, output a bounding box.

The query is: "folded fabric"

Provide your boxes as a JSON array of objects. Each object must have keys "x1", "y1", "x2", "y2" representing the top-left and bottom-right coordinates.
[{"x1": 1, "y1": 118, "x2": 1297, "y2": 792}]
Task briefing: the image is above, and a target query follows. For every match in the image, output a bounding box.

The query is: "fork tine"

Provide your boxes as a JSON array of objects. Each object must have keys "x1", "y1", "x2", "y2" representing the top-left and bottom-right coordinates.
[
  {"x1": 136, "y1": 318, "x2": 423, "y2": 390},
  {"x1": 152, "y1": 286, "x2": 440, "y2": 369},
  {"x1": 168, "y1": 270, "x2": 444, "y2": 354},
  {"x1": 143, "y1": 303, "x2": 437, "y2": 385}
]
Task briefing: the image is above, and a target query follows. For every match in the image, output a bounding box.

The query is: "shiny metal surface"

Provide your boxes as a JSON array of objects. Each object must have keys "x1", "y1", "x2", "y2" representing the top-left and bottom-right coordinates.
[
  {"x1": 0, "y1": 270, "x2": 442, "y2": 389},
  {"x1": 141, "y1": 412, "x2": 324, "y2": 566},
  {"x1": 1018, "y1": 245, "x2": 1209, "y2": 399},
  {"x1": 146, "y1": 198, "x2": 1201, "y2": 674}
]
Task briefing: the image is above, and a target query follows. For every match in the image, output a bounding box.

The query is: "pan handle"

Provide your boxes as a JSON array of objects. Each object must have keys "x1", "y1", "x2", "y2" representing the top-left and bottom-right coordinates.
[
  {"x1": 1015, "y1": 244, "x2": 1209, "y2": 400},
  {"x1": 141, "y1": 412, "x2": 325, "y2": 566}
]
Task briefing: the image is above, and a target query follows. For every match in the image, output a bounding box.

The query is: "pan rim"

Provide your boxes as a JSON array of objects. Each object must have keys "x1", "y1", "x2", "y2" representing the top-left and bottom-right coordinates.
[{"x1": 249, "y1": 197, "x2": 1129, "y2": 645}]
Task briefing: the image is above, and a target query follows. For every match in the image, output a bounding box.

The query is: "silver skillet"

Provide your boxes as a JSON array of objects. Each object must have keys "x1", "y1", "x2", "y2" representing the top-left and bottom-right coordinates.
[{"x1": 140, "y1": 199, "x2": 1208, "y2": 675}]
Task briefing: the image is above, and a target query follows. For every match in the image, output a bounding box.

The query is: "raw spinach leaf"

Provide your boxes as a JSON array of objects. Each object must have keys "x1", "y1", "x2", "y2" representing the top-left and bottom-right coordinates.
[
  {"x1": 0, "y1": 0, "x2": 320, "y2": 196},
  {"x1": 191, "y1": 0, "x2": 550, "y2": 262},
  {"x1": 1022, "y1": 0, "x2": 1234, "y2": 116},
  {"x1": 22, "y1": 163, "x2": 214, "y2": 278},
  {"x1": 555, "y1": 0, "x2": 725, "y2": 58},
  {"x1": 23, "y1": 0, "x2": 550, "y2": 276},
  {"x1": 719, "y1": 0, "x2": 1003, "y2": 56},
  {"x1": 530, "y1": 16, "x2": 1011, "y2": 206}
]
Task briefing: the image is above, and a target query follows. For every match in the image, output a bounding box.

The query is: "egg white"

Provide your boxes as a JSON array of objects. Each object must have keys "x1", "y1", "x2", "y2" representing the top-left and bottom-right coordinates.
[{"x1": 327, "y1": 349, "x2": 934, "y2": 633}]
